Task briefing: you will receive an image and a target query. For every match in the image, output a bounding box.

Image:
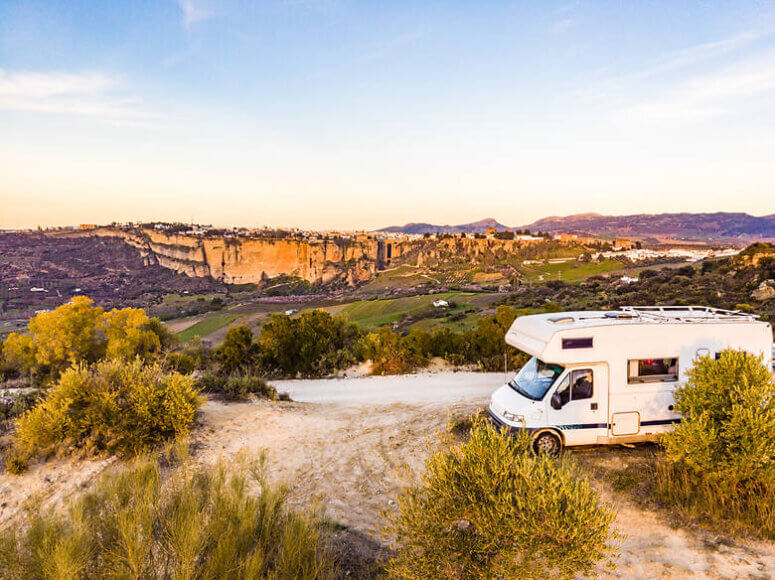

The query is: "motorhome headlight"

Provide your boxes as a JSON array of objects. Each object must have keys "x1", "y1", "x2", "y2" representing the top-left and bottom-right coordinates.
[{"x1": 503, "y1": 411, "x2": 525, "y2": 425}]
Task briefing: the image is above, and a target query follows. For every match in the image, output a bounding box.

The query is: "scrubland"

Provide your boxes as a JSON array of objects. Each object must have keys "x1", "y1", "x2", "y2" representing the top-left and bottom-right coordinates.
[{"x1": 3, "y1": 259, "x2": 775, "y2": 577}]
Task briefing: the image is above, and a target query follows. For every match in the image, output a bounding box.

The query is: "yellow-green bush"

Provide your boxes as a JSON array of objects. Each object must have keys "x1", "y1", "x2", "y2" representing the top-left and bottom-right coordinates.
[
  {"x1": 386, "y1": 417, "x2": 617, "y2": 579},
  {"x1": 0, "y1": 451, "x2": 334, "y2": 579},
  {"x1": 7, "y1": 359, "x2": 201, "y2": 471},
  {"x1": 1, "y1": 297, "x2": 170, "y2": 384},
  {"x1": 654, "y1": 349, "x2": 775, "y2": 537},
  {"x1": 361, "y1": 327, "x2": 428, "y2": 375}
]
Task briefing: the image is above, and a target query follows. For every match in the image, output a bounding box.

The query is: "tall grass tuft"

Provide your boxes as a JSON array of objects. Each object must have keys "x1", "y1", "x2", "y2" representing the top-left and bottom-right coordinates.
[
  {"x1": 0, "y1": 447, "x2": 334, "y2": 579},
  {"x1": 653, "y1": 349, "x2": 775, "y2": 538}
]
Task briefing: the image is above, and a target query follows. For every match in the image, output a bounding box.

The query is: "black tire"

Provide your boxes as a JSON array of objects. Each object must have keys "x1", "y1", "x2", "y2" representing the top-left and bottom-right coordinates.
[{"x1": 532, "y1": 431, "x2": 562, "y2": 456}]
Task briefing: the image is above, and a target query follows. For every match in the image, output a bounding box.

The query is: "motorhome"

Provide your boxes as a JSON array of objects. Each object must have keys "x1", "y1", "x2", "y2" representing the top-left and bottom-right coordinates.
[{"x1": 488, "y1": 306, "x2": 773, "y2": 454}]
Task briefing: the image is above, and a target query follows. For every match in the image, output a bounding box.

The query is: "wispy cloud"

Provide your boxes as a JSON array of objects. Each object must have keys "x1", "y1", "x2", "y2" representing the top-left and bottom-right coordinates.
[
  {"x1": 617, "y1": 48, "x2": 775, "y2": 123},
  {"x1": 551, "y1": 1, "x2": 579, "y2": 35},
  {"x1": 624, "y1": 31, "x2": 763, "y2": 81},
  {"x1": 0, "y1": 69, "x2": 156, "y2": 126},
  {"x1": 177, "y1": 0, "x2": 213, "y2": 30}
]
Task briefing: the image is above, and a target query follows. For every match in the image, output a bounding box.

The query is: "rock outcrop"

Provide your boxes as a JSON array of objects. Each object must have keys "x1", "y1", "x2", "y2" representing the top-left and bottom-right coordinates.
[{"x1": 752, "y1": 280, "x2": 775, "y2": 301}]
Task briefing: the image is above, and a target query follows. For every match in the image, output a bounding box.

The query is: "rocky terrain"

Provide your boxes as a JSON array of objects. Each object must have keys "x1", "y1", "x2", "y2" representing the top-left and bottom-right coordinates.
[{"x1": 0, "y1": 232, "x2": 224, "y2": 319}]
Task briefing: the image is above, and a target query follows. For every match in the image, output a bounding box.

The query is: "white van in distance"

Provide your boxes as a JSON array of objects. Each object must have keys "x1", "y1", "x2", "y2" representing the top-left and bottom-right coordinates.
[{"x1": 488, "y1": 306, "x2": 772, "y2": 454}]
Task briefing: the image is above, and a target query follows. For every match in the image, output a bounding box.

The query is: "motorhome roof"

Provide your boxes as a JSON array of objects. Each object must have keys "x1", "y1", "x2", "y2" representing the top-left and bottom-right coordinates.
[
  {"x1": 509, "y1": 306, "x2": 762, "y2": 348},
  {"x1": 505, "y1": 306, "x2": 769, "y2": 361},
  {"x1": 527, "y1": 306, "x2": 758, "y2": 330}
]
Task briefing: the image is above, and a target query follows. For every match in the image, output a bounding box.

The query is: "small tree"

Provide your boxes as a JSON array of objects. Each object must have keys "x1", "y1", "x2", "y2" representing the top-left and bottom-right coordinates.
[
  {"x1": 258, "y1": 310, "x2": 361, "y2": 377},
  {"x1": 102, "y1": 307, "x2": 163, "y2": 361},
  {"x1": 662, "y1": 349, "x2": 775, "y2": 475},
  {"x1": 2, "y1": 297, "x2": 170, "y2": 383},
  {"x1": 28, "y1": 295, "x2": 105, "y2": 373},
  {"x1": 215, "y1": 325, "x2": 257, "y2": 375},
  {"x1": 386, "y1": 417, "x2": 617, "y2": 579}
]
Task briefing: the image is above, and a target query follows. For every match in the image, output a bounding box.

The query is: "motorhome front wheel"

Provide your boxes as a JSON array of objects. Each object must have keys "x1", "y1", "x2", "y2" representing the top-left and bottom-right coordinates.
[{"x1": 532, "y1": 431, "x2": 562, "y2": 456}]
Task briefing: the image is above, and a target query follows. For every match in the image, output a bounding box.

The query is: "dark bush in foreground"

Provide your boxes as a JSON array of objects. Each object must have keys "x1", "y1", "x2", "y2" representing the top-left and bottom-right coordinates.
[
  {"x1": 197, "y1": 372, "x2": 278, "y2": 401},
  {"x1": 0, "y1": 450, "x2": 334, "y2": 579},
  {"x1": 654, "y1": 349, "x2": 775, "y2": 538},
  {"x1": 6, "y1": 360, "x2": 201, "y2": 472},
  {"x1": 386, "y1": 417, "x2": 617, "y2": 579}
]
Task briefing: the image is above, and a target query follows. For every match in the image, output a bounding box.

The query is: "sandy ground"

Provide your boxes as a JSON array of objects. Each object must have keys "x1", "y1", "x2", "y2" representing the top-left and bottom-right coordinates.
[{"x1": 2, "y1": 371, "x2": 775, "y2": 578}]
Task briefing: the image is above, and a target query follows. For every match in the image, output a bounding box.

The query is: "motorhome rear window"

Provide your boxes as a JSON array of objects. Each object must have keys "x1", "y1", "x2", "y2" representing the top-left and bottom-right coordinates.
[
  {"x1": 627, "y1": 358, "x2": 678, "y2": 383},
  {"x1": 562, "y1": 337, "x2": 593, "y2": 349}
]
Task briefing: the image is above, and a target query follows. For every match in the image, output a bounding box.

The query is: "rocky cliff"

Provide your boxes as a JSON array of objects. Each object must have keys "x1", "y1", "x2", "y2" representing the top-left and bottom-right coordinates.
[
  {"x1": 63, "y1": 227, "x2": 552, "y2": 287},
  {"x1": 76, "y1": 228, "x2": 390, "y2": 286}
]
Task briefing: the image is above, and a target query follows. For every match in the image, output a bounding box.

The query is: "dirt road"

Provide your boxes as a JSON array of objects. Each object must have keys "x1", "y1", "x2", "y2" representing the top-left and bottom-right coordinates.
[{"x1": 195, "y1": 372, "x2": 775, "y2": 579}]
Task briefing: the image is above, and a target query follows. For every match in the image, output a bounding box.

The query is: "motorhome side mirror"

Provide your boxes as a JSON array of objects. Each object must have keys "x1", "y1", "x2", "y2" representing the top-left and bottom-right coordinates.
[{"x1": 551, "y1": 393, "x2": 563, "y2": 410}]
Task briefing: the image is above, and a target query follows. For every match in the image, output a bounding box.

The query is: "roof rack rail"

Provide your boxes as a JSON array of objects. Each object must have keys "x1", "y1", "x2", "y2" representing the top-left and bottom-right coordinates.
[{"x1": 619, "y1": 305, "x2": 759, "y2": 322}]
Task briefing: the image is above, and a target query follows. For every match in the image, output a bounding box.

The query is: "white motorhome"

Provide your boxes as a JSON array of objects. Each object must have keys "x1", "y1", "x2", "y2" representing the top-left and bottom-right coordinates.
[{"x1": 488, "y1": 306, "x2": 772, "y2": 454}]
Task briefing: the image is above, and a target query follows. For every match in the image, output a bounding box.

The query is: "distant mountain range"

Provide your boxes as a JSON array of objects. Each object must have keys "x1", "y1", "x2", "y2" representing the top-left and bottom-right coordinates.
[
  {"x1": 377, "y1": 218, "x2": 510, "y2": 235},
  {"x1": 379, "y1": 212, "x2": 775, "y2": 239}
]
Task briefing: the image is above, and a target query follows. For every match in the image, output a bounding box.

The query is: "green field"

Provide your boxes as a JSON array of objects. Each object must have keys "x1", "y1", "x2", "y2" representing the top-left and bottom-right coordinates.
[
  {"x1": 518, "y1": 259, "x2": 625, "y2": 283},
  {"x1": 333, "y1": 291, "x2": 496, "y2": 329},
  {"x1": 177, "y1": 314, "x2": 239, "y2": 342}
]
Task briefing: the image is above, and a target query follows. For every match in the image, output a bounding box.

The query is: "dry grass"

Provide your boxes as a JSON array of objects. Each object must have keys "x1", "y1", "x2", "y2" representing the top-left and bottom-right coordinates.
[{"x1": 0, "y1": 442, "x2": 334, "y2": 579}]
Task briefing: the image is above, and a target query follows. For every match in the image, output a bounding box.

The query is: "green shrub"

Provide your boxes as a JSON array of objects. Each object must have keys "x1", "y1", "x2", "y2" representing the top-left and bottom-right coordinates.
[
  {"x1": 0, "y1": 451, "x2": 334, "y2": 579},
  {"x1": 654, "y1": 349, "x2": 775, "y2": 537},
  {"x1": 258, "y1": 310, "x2": 362, "y2": 378},
  {"x1": 7, "y1": 359, "x2": 201, "y2": 471},
  {"x1": 197, "y1": 372, "x2": 278, "y2": 401},
  {"x1": 435, "y1": 305, "x2": 526, "y2": 371},
  {"x1": 164, "y1": 351, "x2": 197, "y2": 374},
  {"x1": 215, "y1": 325, "x2": 258, "y2": 375},
  {"x1": 386, "y1": 417, "x2": 617, "y2": 579}
]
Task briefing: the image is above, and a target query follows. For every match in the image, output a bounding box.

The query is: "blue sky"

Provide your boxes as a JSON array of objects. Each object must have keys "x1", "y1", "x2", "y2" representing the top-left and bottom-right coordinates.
[{"x1": 1, "y1": 1, "x2": 775, "y2": 230}]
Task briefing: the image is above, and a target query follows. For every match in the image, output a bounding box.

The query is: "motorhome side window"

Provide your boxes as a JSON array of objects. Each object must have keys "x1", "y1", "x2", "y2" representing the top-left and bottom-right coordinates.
[
  {"x1": 554, "y1": 369, "x2": 593, "y2": 407},
  {"x1": 627, "y1": 358, "x2": 678, "y2": 384},
  {"x1": 570, "y1": 369, "x2": 593, "y2": 400}
]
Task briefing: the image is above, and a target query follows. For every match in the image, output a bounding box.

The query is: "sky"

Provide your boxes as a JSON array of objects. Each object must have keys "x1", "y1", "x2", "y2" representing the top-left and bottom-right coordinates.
[{"x1": 1, "y1": 1, "x2": 775, "y2": 231}]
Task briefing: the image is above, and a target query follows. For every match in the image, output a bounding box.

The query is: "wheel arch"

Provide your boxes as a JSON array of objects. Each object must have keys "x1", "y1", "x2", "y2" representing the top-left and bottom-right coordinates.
[{"x1": 531, "y1": 427, "x2": 565, "y2": 446}]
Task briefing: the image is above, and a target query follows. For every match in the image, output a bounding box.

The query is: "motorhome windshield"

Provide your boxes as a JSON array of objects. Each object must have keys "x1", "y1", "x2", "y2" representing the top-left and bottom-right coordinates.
[{"x1": 509, "y1": 357, "x2": 564, "y2": 401}]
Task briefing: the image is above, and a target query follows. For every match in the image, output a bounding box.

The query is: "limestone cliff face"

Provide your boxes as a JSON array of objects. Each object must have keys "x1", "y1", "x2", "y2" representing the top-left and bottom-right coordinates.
[
  {"x1": 83, "y1": 228, "x2": 386, "y2": 286},
  {"x1": 67, "y1": 228, "x2": 545, "y2": 287}
]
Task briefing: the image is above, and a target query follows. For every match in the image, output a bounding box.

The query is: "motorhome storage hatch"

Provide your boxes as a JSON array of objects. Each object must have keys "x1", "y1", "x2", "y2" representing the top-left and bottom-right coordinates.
[{"x1": 487, "y1": 306, "x2": 773, "y2": 454}]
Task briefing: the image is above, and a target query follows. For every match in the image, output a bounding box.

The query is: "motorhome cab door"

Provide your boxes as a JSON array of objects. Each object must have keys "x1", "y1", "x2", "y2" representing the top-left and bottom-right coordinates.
[{"x1": 546, "y1": 364, "x2": 608, "y2": 446}]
